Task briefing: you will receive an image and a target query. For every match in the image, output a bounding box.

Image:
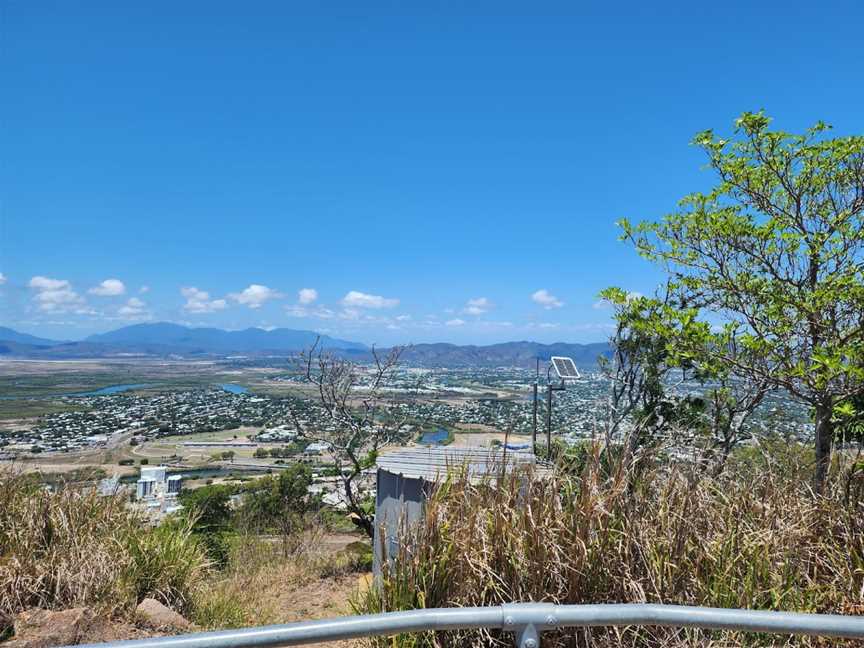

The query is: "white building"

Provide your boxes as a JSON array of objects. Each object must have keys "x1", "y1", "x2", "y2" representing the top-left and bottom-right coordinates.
[{"x1": 135, "y1": 465, "x2": 182, "y2": 502}]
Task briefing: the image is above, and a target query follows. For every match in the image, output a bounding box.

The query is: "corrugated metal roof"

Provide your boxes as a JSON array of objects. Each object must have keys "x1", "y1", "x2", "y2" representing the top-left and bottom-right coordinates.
[{"x1": 376, "y1": 446, "x2": 538, "y2": 482}]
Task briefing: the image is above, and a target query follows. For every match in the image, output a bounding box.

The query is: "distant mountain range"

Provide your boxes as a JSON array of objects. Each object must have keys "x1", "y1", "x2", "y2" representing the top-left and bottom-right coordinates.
[
  {"x1": 84, "y1": 323, "x2": 365, "y2": 353},
  {"x1": 0, "y1": 323, "x2": 365, "y2": 359},
  {"x1": 0, "y1": 326, "x2": 64, "y2": 347},
  {"x1": 0, "y1": 323, "x2": 610, "y2": 367}
]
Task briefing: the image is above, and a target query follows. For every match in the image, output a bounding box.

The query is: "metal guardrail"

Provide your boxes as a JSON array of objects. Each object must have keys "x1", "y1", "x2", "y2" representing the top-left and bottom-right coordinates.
[{"x1": 71, "y1": 603, "x2": 864, "y2": 648}]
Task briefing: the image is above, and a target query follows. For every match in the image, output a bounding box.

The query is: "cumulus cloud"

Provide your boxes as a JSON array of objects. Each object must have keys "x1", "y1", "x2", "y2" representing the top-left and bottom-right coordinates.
[
  {"x1": 298, "y1": 288, "x2": 318, "y2": 305},
  {"x1": 118, "y1": 297, "x2": 150, "y2": 319},
  {"x1": 463, "y1": 297, "x2": 492, "y2": 316},
  {"x1": 181, "y1": 287, "x2": 227, "y2": 313},
  {"x1": 29, "y1": 276, "x2": 70, "y2": 291},
  {"x1": 531, "y1": 289, "x2": 563, "y2": 309},
  {"x1": 28, "y1": 276, "x2": 88, "y2": 312},
  {"x1": 139, "y1": 285, "x2": 150, "y2": 294},
  {"x1": 229, "y1": 284, "x2": 282, "y2": 309},
  {"x1": 0, "y1": 272, "x2": 6, "y2": 285},
  {"x1": 341, "y1": 290, "x2": 399, "y2": 309},
  {"x1": 445, "y1": 318, "x2": 465, "y2": 327},
  {"x1": 88, "y1": 278, "x2": 126, "y2": 296}
]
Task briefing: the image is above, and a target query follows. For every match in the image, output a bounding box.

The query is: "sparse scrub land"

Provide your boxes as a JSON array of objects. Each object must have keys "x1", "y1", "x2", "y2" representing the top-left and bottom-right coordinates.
[
  {"x1": 360, "y1": 441, "x2": 864, "y2": 647},
  {"x1": 0, "y1": 470, "x2": 208, "y2": 624},
  {"x1": 0, "y1": 467, "x2": 370, "y2": 644}
]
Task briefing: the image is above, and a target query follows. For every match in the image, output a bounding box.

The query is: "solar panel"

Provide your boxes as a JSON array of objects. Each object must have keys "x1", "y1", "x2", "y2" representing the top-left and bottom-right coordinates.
[{"x1": 551, "y1": 356, "x2": 580, "y2": 380}]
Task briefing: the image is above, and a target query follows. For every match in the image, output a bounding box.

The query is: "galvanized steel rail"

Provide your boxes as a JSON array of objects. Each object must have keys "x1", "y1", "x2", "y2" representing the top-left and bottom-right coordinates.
[{"x1": 71, "y1": 603, "x2": 864, "y2": 648}]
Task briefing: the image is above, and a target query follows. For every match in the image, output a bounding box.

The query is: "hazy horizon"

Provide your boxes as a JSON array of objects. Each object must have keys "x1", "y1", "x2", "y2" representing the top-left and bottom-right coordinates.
[{"x1": 0, "y1": 320, "x2": 612, "y2": 349}]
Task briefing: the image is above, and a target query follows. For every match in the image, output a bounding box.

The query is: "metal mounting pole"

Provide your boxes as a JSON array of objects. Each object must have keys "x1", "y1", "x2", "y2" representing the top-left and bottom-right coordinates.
[
  {"x1": 532, "y1": 358, "x2": 539, "y2": 449},
  {"x1": 515, "y1": 624, "x2": 540, "y2": 648}
]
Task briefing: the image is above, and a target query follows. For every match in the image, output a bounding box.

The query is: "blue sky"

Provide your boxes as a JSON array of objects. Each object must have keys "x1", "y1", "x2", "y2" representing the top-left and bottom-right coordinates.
[{"x1": 2, "y1": 1, "x2": 863, "y2": 345}]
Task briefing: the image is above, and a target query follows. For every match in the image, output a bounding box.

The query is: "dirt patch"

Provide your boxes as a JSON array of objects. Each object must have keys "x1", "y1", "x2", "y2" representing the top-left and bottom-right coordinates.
[{"x1": 258, "y1": 562, "x2": 368, "y2": 647}]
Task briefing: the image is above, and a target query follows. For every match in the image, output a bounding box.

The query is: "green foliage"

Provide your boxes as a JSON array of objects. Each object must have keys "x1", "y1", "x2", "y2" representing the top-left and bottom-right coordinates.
[
  {"x1": 266, "y1": 441, "x2": 309, "y2": 458},
  {"x1": 122, "y1": 517, "x2": 210, "y2": 614},
  {"x1": 178, "y1": 484, "x2": 236, "y2": 565},
  {"x1": 179, "y1": 483, "x2": 234, "y2": 532},
  {"x1": 832, "y1": 392, "x2": 864, "y2": 443},
  {"x1": 615, "y1": 112, "x2": 864, "y2": 486},
  {"x1": 236, "y1": 464, "x2": 315, "y2": 535},
  {"x1": 320, "y1": 541, "x2": 373, "y2": 578}
]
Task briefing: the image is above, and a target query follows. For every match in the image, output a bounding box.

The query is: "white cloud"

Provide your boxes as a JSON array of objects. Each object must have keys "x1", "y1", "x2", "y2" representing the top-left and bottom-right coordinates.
[
  {"x1": 395, "y1": 314, "x2": 412, "y2": 321},
  {"x1": 0, "y1": 273, "x2": 6, "y2": 285},
  {"x1": 139, "y1": 285, "x2": 150, "y2": 294},
  {"x1": 286, "y1": 305, "x2": 335, "y2": 319},
  {"x1": 28, "y1": 276, "x2": 88, "y2": 312},
  {"x1": 181, "y1": 287, "x2": 227, "y2": 313},
  {"x1": 88, "y1": 278, "x2": 126, "y2": 296},
  {"x1": 229, "y1": 284, "x2": 282, "y2": 309},
  {"x1": 118, "y1": 297, "x2": 150, "y2": 319},
  {"x1": 29, "y1": 276, "x2": 70, "y2": 291},
  {"x1": 531, "y1": 289, "x2": 563, "y2": 309},
  {"x1": 445, "y1": 318, "x2": 466, "y2": 327},
  {"x1": 463, "y1": 297, "x2": 492, "y2": 316},
  {"x1": 298, "y1": 288, "x2": 318, "y2": 305},
  {"x1": 341, "y1": 290, "x2": 399, "y2": 309}
]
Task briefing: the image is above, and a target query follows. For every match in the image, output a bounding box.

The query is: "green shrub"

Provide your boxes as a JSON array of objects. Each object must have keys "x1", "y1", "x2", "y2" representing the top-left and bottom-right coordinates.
[{"x1": 122, "y1": 518, "x2": 210, "y2": 614}]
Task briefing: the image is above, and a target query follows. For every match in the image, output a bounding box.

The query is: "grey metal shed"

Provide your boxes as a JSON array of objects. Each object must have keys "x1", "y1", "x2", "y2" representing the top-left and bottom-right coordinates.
[{"x1": 373, "y1": 446, "x2": 539, "y2": 577}]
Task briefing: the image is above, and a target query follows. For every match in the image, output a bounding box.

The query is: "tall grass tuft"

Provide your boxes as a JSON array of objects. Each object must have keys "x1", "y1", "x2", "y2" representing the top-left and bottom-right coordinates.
[
  {"x1": 358, "y1": 444, "x2": 864, "y2": 647},
  {"x1": 0, "y1": 469, "x2": 210, "y2": 630}
]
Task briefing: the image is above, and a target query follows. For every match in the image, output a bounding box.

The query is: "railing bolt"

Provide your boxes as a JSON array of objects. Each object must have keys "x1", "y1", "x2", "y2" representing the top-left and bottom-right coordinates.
[
  {"x1": 524, "y1": 639, "x2": 537, "y2": 648},
  {"x1": 504, "y1": 616, "x2": 515, "y2": 627},
  {"x1": 546, "y1": 615, "x2": 557, "y2": 626}
]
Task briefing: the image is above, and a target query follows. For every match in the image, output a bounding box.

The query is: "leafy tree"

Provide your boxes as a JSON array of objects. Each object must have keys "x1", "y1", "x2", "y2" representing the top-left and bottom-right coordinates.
[
  {"x1": 178, "y1": 483, "x2": 235, "y2": 565},
  {"x1": 620, "y1": 112, "x2": 864, "y2": 490},
  {"x1": 599, "y1": 287, "x2": 766, "y2": 475},
  {"x1": 179, "y1": 484, "x2": 233, "y2": 531},
  {"x1": 238, "y1": 464, "x2": 314, "y2": 554}
]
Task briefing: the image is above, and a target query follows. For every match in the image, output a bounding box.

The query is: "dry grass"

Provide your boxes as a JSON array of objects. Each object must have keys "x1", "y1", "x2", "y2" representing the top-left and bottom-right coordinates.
[
  {"x1": 0, "y1": 466, "x2": 372, "y2": 641},
  {"x1": 359, "y1": 443, "x2": 864, "y2": 647},
  {"x1": 0, "y1": 469, "x2": 210, "y2": 631}
]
